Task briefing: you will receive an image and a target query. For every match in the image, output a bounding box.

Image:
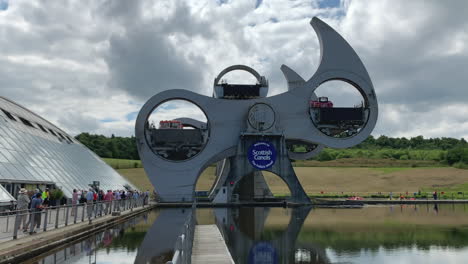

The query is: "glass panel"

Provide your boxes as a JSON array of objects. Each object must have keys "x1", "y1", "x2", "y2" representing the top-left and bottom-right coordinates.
[
  {"x1": 0, "y1": 137, "x2": 13, "y2": 150},
  {"x1": 5, "y1": 137, "x2": 20, "y2": 150},
  {"x1": 25, "y1": 166, "x2": 43, "y2": 181},
  {"x1": 9, "y1": 150, "x2": 27, "y2": 166},
  {"x1": 16, "y1": 165, "x2": 33, "y2": 181},
  {"x1": 0, "y1": 151, "x2": 8, "y2": 163},
  {"x1": 3, "y1": 163, "x2": 27, "y2": 181},
  {"x1": 0, "y1": 163, "x2": 12, "y2": 179},
  {"x1": 0, "y1": 148, "x2": 17, "y2": 163},
  {"x1": 0, "y1": 184, "x2": 15, "y2": 203}
]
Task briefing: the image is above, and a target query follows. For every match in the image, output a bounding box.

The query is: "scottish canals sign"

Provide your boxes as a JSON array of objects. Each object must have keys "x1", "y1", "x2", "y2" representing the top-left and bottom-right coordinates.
[
  {"x1": 248, "y1": 242, "x2": 278, "y2": 264},
  {"x1": 247, "y1": 141, "x2": 277, "y2": 170}
]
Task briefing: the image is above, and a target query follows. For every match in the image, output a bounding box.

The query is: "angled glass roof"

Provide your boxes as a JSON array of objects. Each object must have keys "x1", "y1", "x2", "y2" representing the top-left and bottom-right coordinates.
[
  {"x1": 0, "y1": 184, "x2": 14, "y2": 204},
  {"x1": 0, "y1": 97, "x2": 137, "y2": 198}
]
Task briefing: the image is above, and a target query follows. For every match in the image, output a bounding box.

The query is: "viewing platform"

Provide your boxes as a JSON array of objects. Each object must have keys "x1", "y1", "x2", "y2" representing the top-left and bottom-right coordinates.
[
  {"x1": 192, "y1": 224, "x2": 234, "y2": 264},
  {"x1": 0, "y1": 199, "x2": 154, "y2": 263}
]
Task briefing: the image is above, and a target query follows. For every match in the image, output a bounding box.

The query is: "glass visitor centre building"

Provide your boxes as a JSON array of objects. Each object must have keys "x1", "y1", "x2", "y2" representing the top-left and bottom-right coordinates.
[{"x1": 0, "y1": 96, "x2": 136, "y2": 205}]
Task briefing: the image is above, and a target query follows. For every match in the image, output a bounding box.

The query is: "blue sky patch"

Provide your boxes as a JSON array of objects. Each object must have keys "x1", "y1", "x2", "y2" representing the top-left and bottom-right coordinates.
[
  {"x1": 318, "y1": 0, "x2": 341, "y2": 9},
  {"x1": 216, "y1": 0, "x2": 228, "y2": 6},
  {"x1": 0, "y1": 0, "x2": 8, "y2": 11},
  {"x1": 100, "y1": 118, "x2": 118, "y2": 123},
  {"x1": 126, "y1": 111, "x2": 138, "y2": 121},
  {"x1": 255, "y1": 0, "x2": 263, "y2": 9},
  {"x1": 158, "y1": 102, "x2": 178, "y2": 110}
]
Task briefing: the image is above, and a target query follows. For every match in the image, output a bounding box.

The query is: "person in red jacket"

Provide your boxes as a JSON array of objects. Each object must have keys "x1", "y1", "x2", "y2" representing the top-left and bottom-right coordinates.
[{"x1": 104, "y1": 190, "x2": 114, "y2": 214}]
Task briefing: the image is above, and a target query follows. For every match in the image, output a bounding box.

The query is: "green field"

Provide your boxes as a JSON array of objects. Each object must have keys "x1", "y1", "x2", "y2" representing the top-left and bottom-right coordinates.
[
  {"x1": 108, "y1": 158, "x2": 468, "y2": 198},
  {"x1": 102, "y1": 158, "x2": 142, "y2": 169}
]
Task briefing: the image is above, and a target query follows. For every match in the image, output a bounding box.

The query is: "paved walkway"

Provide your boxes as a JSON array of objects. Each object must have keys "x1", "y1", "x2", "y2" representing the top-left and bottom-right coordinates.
[
  {"x1": 0, "y1": 206, "x2": 85, "y2": 242},
  {"x1": 192, "y1": 225, "x2": 234, "y2": 264},
  {"x1": 0, "y1": 200, "x2": 146, "y2": 243},
  {"x1": 0, "y1": 205, "x2": 154, "y2": 263}
]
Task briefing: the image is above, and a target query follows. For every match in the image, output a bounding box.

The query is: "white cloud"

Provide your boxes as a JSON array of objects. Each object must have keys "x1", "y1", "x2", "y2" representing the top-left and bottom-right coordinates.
[{"x1": 0, "y1": 0, "x2": 467, "y2": 140}]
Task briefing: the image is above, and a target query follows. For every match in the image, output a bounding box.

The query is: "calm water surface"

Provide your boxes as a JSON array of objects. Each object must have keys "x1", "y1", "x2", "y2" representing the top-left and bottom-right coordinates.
[{"x1": 26, "y1": 204, "x2": 468, "y2": 264}]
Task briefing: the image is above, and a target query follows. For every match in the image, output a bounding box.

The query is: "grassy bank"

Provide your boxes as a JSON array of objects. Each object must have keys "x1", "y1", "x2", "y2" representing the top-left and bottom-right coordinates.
[
  {"x1": 104, "y1": 158, "x2": 447, "y2": 170},
  {"x1": 103, "y1": 158, "x2": 468, "y2": 198},
  {"x1": 112, "y1": 166, "x2": 468, "y2": 199},
  {"x1": 102, "y1": 158, "x2": 142, "y2": 169},
  {"x1": 291, "y1": 158, "x2": 445, "y2": 167}
]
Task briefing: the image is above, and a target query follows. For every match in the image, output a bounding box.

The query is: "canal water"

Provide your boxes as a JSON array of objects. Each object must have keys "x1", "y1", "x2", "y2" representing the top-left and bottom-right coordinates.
[{"x1": 25, "y1": 204, "x2": 468, "y2": 264}]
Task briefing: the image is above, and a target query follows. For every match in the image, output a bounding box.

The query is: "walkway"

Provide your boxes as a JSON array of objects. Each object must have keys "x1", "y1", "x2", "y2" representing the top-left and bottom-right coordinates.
[
  {"x1": 0, "y1": 199, "x2": 145, "y2": 243},
  {"x1": 191, "y1": 225, "x2": 234, "y2": 264},
  {"x1": 0, "y1": 204, "x2": 154, "y2": 263}
]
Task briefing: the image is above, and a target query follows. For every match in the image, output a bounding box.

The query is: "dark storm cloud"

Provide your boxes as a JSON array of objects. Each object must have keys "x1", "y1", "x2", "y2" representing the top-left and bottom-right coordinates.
[
  {"x1": 100, "y1": 0, "x2": 211, "y2": 100},
  {"x1": 105, "y1": 27, "x2": 205, "y2": 100},
  {"x1": 339, "y1": 0, "x2": 468, "y2": 137},
  {"x1": 344, "y1": 0, "x2": 468, "y2": 108}
]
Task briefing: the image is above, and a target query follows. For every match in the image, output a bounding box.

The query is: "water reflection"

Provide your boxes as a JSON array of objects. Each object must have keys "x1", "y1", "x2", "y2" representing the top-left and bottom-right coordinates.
[
  {"x1": 23, "y1": 212, "x2": 153, "y2": 264},
  {"x1": 214, "y1": 207, "x2": 329, "y2": 264},
  {"x1": 135, "y1": 208, "x2": 191, "y2": 263},
  {"x1": 24, "y1": 204, "x2": 468, "y2": 264}
]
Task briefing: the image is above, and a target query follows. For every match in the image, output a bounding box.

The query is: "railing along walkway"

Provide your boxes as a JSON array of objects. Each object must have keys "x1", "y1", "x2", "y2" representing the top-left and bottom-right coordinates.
[
  {"x1": 167, "y1": 202, "x2": 197, "y2": 264},
  {"x1": 0, "y1": 197, "x2": 148, "y2": 242}
]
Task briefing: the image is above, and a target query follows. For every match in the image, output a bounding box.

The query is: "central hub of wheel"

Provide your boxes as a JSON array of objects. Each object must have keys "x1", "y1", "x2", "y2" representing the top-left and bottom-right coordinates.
[{"x1": 247, "y1": 103, "x2": 275, "y2": 132}]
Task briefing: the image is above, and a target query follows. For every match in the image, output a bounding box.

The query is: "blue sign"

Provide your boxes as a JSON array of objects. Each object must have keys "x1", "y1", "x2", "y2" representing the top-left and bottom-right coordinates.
[
  {"x1": 248, "y1": 141, "x2": 277, "y2": 170},
  {"x1": 248, "y1": 242, "x2": 278, "y2": 264}
]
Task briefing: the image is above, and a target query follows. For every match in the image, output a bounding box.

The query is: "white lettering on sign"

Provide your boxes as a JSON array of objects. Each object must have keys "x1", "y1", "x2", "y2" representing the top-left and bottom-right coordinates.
[
  {"x1": 253, "y1": 149, "x2": 273, "y2": 161},
  {"x1": 248, "y1": 141, "x2": 276, "y2": 169}
]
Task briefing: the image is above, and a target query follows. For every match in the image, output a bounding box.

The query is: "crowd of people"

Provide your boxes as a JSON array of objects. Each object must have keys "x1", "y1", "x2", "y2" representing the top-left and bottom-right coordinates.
[
  {"x1": 70, "y1": 189, "x2": 150, "y2": 206},
  {"x1": 12, "y1": 187, "x2": 150, "y2": 235}
]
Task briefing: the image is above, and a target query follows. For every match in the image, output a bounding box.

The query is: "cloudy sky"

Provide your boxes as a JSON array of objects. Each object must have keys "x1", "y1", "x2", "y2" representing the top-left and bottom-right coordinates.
[{"x1": 1, "y1": 0, "x2": 467, "y2": 139}]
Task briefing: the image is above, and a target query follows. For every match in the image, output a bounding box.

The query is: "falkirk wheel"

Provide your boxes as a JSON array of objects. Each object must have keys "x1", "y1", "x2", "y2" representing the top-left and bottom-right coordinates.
[{"x1": 135, "y1": 17, "x2": 378, "y2": 204}]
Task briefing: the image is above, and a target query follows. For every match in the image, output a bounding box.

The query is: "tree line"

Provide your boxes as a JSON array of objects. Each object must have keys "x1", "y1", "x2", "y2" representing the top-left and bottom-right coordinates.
[
  {"x1": 75, "y1": 133, "x2": 140, "y2": 160},
  {"x1": 74, "y1": 133, "x2": 468, "y2": 166}
]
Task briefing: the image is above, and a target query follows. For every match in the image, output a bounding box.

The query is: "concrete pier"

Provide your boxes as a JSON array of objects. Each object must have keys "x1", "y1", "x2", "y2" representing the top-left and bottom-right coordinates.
[{"x1": 192, "y1": 225, "x2": 234, "y2": 264}]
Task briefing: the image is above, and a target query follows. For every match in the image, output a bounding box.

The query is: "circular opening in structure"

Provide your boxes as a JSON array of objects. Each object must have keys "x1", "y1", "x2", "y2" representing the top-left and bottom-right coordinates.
[
  {"x1": 309, "y1": 80, "x2": 369, "y2": 138},
  {"x1": 286, "y1": 140, "x2": 319, "y2": 159},
  {"x1": 219, "y1": 69, "x2": 259, "y2": 85},
  {"x1": 145, "y1": 99, "x2": 209, "y2": 161}
]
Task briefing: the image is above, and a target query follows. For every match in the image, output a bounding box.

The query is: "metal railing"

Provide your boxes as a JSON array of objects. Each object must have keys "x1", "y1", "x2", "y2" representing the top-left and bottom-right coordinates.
[
  {"x1": 35, "y1": 212, "x2": 151, "y2": 263},
  {"x1": 167, "y1": 202, "x2": 197, "y2": 264},
  {"x1": 0, "y1": 196, "x2": 149, "y2": 241}
]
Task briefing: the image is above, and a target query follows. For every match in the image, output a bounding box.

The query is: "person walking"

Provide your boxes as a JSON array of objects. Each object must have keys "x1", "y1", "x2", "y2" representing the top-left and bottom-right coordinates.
[
  {"x1": 42, "y1": 188, "x2": 50, "y2": 207},
  {"x1": 16, "y1": 188, "x2": 30, "y2": 233},
  {"x1": 104, "y1": 190, "x2": 113, "y2": 214},
  {"x1": 79, "y1": 190, "x2": 86, "y2": 204},
  {"x1": 115, "y1": 190, "x2": 121, "y2": 212},
  {"x1": 71, "y1": 189, "x2": 78, "y2": 216},
  {"x1": 86, "y1": 189, "x2": 94, "y2": 220},
  {"x1": 29, "y1": 193, "x2": 43, "y2": 234},
  {"x1": 132, "y1": 191, "x2": 139, "y2": 207},
  {"x1": 120, "y1": 190, "x2": 126, "y2": 210},
  {"x1": 97, "y1": 190, "x2": 104, "y2": 216},
  {"x1": 93, "y1": 191, "x2": 98, "y2": 204},
  {"x1": 144, "y1": 190, "x2": 150, "y2": 205}
]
